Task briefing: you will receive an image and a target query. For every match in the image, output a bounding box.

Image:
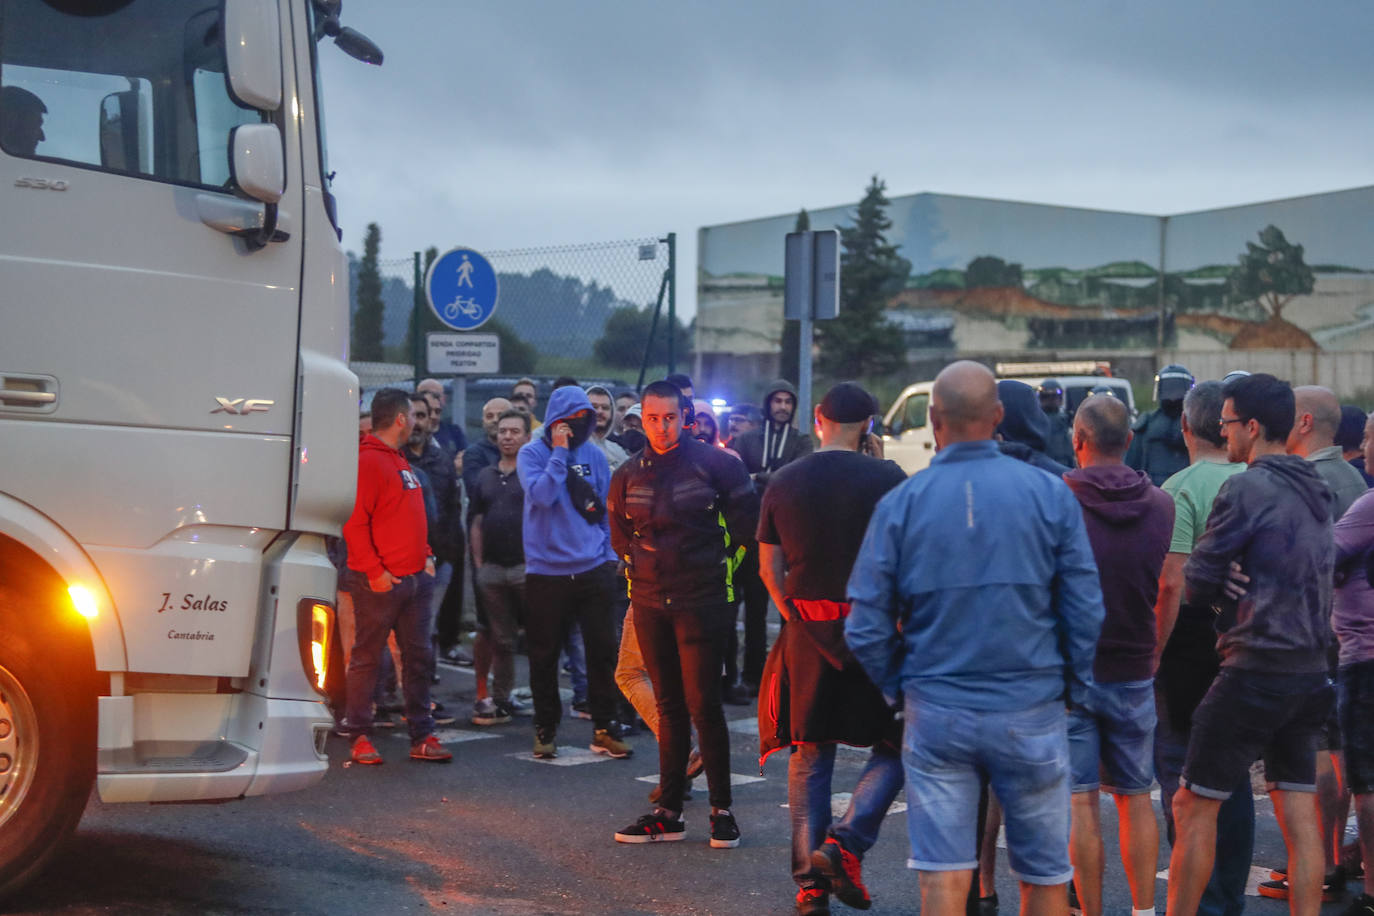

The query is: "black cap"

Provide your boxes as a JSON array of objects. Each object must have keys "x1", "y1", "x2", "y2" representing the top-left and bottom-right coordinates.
[{"x1": 819, "y1": 382, "x2": 878, "y2": 423}]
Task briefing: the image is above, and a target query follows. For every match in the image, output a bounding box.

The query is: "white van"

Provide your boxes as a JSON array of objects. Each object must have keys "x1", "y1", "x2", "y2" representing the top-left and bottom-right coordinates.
[{"x1": 880, "y1": 374, "x2": 1135, "y2": 476}]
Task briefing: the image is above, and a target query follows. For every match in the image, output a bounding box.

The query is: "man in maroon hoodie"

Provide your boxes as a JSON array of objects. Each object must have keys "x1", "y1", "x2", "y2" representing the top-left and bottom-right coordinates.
[
  {"x1": 1062, "y1": 394, "x2": 1175, "y2": 916},
  {"x1": 342, "y1": 388, "x2": 451, "y2": 765}
]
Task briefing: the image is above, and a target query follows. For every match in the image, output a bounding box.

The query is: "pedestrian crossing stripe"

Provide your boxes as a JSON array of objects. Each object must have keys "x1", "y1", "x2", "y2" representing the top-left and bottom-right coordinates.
[
  {"x1": 1154, "y1": 865, "x2": 1274, "y2": 897},
  {"x1": 635, "y1": 773, "x2": 765, "y2": 787},
  {"x1": 514, "y1": 746, "x2": 629, "y2": 766},
  {"x1": 384, "y1": 727, "x2": 498, "y2": 743}
]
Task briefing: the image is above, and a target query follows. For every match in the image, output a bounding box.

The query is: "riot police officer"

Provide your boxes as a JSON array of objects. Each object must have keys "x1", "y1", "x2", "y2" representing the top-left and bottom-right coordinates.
[
  {"x1": 1125, "y1": 364, "x2": 1194, "y2": 486},
  {"x1": 1038, "y1": 379, "x2": 1075, "y2": 468}
]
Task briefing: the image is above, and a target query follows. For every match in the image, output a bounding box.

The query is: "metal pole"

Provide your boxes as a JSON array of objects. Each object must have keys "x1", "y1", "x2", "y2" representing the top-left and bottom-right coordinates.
[
  {"x1": 794, "y1": 232, "x2": 814, "y2": 434},
  {"x1": 637, "y1": 270, "x2": 670, "y2": 391},
  {"x1": 412, "y1": 251, "x2": 424, "y2": 383},
  {"x1": 1156, "y1": 217, "x2": 1167, "y2": 363},
  {"x1": 798, "y1": 317, "x2": 813, "y2": 432},
  {"x1": 666, "y1": 232, "x2": 677, "y2": 373}
]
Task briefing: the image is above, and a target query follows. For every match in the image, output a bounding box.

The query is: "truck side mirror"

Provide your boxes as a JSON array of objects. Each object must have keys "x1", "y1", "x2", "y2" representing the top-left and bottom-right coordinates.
[
  {"x1": 223, "y1": 0, "x2": 283, "y2": 112},
  {"x1": 229, "y1": 124, "x2": 284, "y2": 203}
]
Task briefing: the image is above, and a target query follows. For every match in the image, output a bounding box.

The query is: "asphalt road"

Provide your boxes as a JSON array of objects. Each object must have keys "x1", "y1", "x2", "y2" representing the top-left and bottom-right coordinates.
[{"x1": 7, "y1": 656, "x2": 1322, "y2": 916}]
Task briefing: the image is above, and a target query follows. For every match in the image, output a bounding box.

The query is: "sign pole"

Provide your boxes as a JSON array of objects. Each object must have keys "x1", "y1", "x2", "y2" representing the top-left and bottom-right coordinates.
[{"x1": 798, "y1": 316, "x2": 813, "y2": 430}]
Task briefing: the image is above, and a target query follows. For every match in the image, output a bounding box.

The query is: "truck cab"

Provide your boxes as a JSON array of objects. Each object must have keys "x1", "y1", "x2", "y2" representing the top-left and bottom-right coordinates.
[{"x1": 0, "y1": 0, "x2": 374, "y2": 897}]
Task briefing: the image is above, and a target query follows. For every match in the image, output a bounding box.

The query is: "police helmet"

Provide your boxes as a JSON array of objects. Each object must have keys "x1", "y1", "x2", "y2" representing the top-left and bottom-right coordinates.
[
  {"x1": 1089, "y1": 385, "x2": 1118, "y2": 398},
  {"x1": 1154, "y1": 364, "x2": 1194, "y2": 403},
  {"x1": 1221, "y1": 370, "x2": 1251, "y2": 386}
]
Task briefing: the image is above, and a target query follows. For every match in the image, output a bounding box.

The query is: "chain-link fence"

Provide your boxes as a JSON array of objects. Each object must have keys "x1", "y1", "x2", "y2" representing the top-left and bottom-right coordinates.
[{"x1": 349, "y1": 235, "x2": 684, "y2": 393}]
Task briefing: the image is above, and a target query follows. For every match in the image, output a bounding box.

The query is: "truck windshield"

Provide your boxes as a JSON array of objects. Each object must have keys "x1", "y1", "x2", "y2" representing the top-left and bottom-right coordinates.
[{"x1": 0, "y1": 0, "x2": 267, "y2": 190}]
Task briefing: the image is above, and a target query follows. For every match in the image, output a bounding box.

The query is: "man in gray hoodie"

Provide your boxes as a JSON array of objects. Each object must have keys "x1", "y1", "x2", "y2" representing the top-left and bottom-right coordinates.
[{"x1": 1167, "y1": 373, "x2": 1335, "y2": 916}]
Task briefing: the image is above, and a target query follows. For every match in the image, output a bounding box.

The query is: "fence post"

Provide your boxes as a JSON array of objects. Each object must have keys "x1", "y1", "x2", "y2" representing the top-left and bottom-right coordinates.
[
  {"x1": 411, "y1": 251, "x2": 424, "y2": 383},
  {"x1": 666, "y1": 232, "x2": 677, "y2": 374}
]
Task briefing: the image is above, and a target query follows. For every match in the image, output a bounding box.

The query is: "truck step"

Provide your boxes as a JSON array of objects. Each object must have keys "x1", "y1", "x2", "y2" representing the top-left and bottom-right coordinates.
[{"x1": 99, "y1": 740, "x2": 249, "y2": 775}]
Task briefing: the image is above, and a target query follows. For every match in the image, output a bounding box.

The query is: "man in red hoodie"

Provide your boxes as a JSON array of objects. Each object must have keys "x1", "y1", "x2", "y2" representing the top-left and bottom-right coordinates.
[
  {"x1": 1062, "y1": 394, "x2": 1174, "y2": 916},
  {"x1": 342, "y1": 388, "x2": 451, "y2": 765}
]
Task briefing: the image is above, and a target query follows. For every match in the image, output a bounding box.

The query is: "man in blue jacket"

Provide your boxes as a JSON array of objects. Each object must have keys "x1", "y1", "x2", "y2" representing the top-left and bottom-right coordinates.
[
  {"x1": 517, "y1": 385, "x2": 632, "y2": 761},
  {"x1": 846, "y1": 360, "x2": 1104, "y2": 916}
]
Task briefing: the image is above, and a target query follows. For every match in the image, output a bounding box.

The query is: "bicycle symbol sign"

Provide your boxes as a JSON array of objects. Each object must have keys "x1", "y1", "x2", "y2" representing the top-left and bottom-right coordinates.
[{"x1": 425, "y1": 247, "x2": 499, "y2": 331}]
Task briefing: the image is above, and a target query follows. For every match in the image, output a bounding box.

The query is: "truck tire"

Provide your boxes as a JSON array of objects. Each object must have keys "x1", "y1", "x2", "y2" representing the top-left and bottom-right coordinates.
[{"x1": 0, "y1": 590, "x2": 97, "y2": 900}]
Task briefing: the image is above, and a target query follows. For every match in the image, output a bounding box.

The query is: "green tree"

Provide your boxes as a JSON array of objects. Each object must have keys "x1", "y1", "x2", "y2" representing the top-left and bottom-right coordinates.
[
  {"x1": 1227, "y1": 225, "x2": 1315, "y2": 320},
  {"x1": 778, "y1": 208, "x2": 808, "y2": 384},
  {"x1": 350, "y1": 222, "x2": 385, "y2": 361},
  {"x1": 817, "y1": 175, "x2": 910, "y2": 377},
  {"x1": 490, "y1": 319, "x2": 538, "y2": 374},
  {"x1": 965, "y1": 255, "x2": 1023, "y2": 288},
  {"x1": 594, "y1": 304, "x2": 692, "y2": 369}
]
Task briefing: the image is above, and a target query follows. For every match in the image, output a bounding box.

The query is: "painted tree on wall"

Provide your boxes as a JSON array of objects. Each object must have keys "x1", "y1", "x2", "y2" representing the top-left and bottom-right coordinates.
[
  {"x1": 1227, "y1": 225, "x2": 1314, "y2": 320},
  {"x1": 819, "y1": 176, "x2": 909, "y2": 377}
]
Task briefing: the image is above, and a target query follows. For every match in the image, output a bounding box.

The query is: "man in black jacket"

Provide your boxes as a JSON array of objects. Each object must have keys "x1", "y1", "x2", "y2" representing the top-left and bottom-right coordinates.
[
  {"x1": 1168, "y1": 373, "x2": 1335, "y2": 916},
  {"x1": 609, "y1": 380, "x2": 758, "y2": 850},
  {"x1": 730, "y1": 378, "x2": 814, "y2": 693},
  {"x1": 756, "y1": 382, "x2": 906, "y2": 915}
]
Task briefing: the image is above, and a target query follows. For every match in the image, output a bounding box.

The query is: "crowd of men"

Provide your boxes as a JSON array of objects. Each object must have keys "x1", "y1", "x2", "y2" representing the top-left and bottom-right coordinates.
[{"x1": 331, "y1": 362, "x2": 1374, "y2": 916}]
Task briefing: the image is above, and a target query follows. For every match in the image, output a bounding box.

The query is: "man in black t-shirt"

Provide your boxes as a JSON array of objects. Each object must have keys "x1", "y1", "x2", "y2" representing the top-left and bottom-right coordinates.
[
  {"x1": 467, "y1": 409, "x2": 532, "y2": 725},
  {"x1": 756, "y1": 382, "x2": 907, "y2": 915}
]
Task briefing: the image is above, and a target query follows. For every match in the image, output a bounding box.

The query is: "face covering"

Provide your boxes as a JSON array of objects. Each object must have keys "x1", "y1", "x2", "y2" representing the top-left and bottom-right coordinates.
[{"x1": 565, "y1": 414, "x2": 593, "y2": 448}]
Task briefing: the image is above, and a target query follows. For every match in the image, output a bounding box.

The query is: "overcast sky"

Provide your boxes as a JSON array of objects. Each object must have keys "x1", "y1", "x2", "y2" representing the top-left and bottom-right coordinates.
[{"x1": 318, "y1": 0, "x2": 1374, "y2": 318}]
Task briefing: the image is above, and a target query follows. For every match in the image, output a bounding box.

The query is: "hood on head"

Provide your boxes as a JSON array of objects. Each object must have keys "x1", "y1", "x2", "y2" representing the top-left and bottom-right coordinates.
[
  {"x1": 996, "y1": 380, "x2": 1051, "y2": 453},
  {"x1": 1255, "y1": 454, "x2": 1333, "y2": 523},
  {"x1": 545, "y1": 385, "x2": 593, "y2": 426},
  {"x1": 761, "y1": 378, "x2": 799, "y2": 404},
  {"x1": 1064, "y1": 465, "x2": 1157, "y2": 525},
  {"x1": 542, "y1": 385, "x2": 595, "y2": 449}
]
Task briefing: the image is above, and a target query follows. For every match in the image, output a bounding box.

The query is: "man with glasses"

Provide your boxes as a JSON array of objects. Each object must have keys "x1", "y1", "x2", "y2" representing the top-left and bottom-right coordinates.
[
  {"x1": 1168, "y1": 373, "x2": 1335, "y2": 916},
  {"x1": 511, "y1": 378, "x2": 543, "y2": 431}
]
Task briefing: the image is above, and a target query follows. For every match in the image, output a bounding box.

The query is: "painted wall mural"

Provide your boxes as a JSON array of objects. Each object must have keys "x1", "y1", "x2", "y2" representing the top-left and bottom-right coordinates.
[{"x1": 697, "y1": 186, "x2": 1374, "y2": 357}]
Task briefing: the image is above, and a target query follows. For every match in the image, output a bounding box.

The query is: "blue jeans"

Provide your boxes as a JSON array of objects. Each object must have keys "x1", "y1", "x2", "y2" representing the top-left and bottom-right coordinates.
[
  {"x1": 1155, "y1": 684, "x2": 1254, "y2": 916},
  {"x1": 789, "y1": 743, "x2": 904, "y2": 888},
  {"x1": 1068, "y1": 679, "x2": 1156, "y2": 794},
  {"x1": 902, "y1": 694, "x2": 1072, "y2": 884},
  {"x1": 343, "y1": 570, "x2": 437, "y2": 743}
]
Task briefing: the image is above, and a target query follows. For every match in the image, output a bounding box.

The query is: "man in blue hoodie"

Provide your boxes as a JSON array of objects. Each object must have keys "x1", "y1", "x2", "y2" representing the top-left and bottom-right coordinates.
[
  {"x1": 517, "y1": 385, "x2": 633, "y2": 761},
  {"x1": 846, "y1": 361, "x2": 1104, "y2": 916},
  {"x1": 1168, "y1": 373, "x2": 1335, "y2": 916}
]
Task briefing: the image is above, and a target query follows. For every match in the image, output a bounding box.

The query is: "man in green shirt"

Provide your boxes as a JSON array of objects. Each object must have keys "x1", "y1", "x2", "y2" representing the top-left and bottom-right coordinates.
[{"x1": 1153, "y1": 380, "x2": 1250, "y2": 916}]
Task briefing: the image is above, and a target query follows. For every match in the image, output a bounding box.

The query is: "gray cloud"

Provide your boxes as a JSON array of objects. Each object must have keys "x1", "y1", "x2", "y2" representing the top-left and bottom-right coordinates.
[{"x1": 318, "y1": 1, "x2": 1374, "y2": 316}]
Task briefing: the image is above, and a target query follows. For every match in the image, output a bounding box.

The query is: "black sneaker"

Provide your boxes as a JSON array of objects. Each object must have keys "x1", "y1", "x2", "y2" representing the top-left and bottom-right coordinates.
[
  {"x1": 430, "y1": 702, "x2": 456, "y2": 726},
  {"x1": 614, "y1": 809, "x2": 685, "y2": 844},
  {"x1": 533, "y1": 727, "x2": 557, "y2": 759},
  {"x1": 571, "y1": 699, "x2": 592, "y2": 719},
  {"x1": 1342, "y1": 893, "x2": 1374, "y2": 916},
  {"x1": 709, "y1": 810, "x2": 741, "y2": 848}
]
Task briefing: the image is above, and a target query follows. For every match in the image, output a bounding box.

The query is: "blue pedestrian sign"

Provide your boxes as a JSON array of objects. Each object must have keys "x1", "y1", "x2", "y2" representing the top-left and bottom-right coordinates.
[{"x1": 425, "y1": 247, "x2": 499, "y2": 331}]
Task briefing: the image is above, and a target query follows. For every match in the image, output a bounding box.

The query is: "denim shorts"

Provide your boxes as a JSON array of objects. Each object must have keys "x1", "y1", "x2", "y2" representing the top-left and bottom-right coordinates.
[
  {"x1": 1339, "y1": 660, "x2": 1374, "y2": 795},
  {"x1": 1182, "y1": 667, "x2": 1333, "y2": 798},
  {"x1": 902, "y1": 694, "x2": 1072, "y2": 885},
  {"x1": 1068, "y1": 679, "x2": 1156, "y2": 794}
]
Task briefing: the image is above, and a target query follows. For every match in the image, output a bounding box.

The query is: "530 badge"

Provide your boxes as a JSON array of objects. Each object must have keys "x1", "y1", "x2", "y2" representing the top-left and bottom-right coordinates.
[{"x1": 14, "y1": 177, "x2": 69, "y2": 190}]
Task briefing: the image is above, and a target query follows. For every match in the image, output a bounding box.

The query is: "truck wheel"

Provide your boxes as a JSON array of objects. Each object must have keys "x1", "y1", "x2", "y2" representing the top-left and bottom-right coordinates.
[{"x1": 0, "y1": 606, "x2": 96, "y2": 900}]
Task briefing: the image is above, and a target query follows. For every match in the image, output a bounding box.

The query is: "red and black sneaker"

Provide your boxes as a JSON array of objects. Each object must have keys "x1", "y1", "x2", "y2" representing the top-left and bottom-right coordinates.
[
  {"x1": 350, "y1": 735, "x2": 383, "y2": 765},
  {"x1": 796, "y1": 886, "x2": 831, "y2": 916},
  {"x1": 614, "y1": 809, "x2": 685, "y2": 843},
  {"x1": 810, "y1": 837, "x2": 872, "y2": 910}
]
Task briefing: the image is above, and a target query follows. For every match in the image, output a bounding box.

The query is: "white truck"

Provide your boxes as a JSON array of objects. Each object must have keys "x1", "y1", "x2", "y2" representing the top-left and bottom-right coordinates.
[
  {"x1": 0, "y1": 0, "x2": 378, "y2": 896},
  {"x1": 881, "y1": 371, "x2": 1136, "y2": 475}
]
